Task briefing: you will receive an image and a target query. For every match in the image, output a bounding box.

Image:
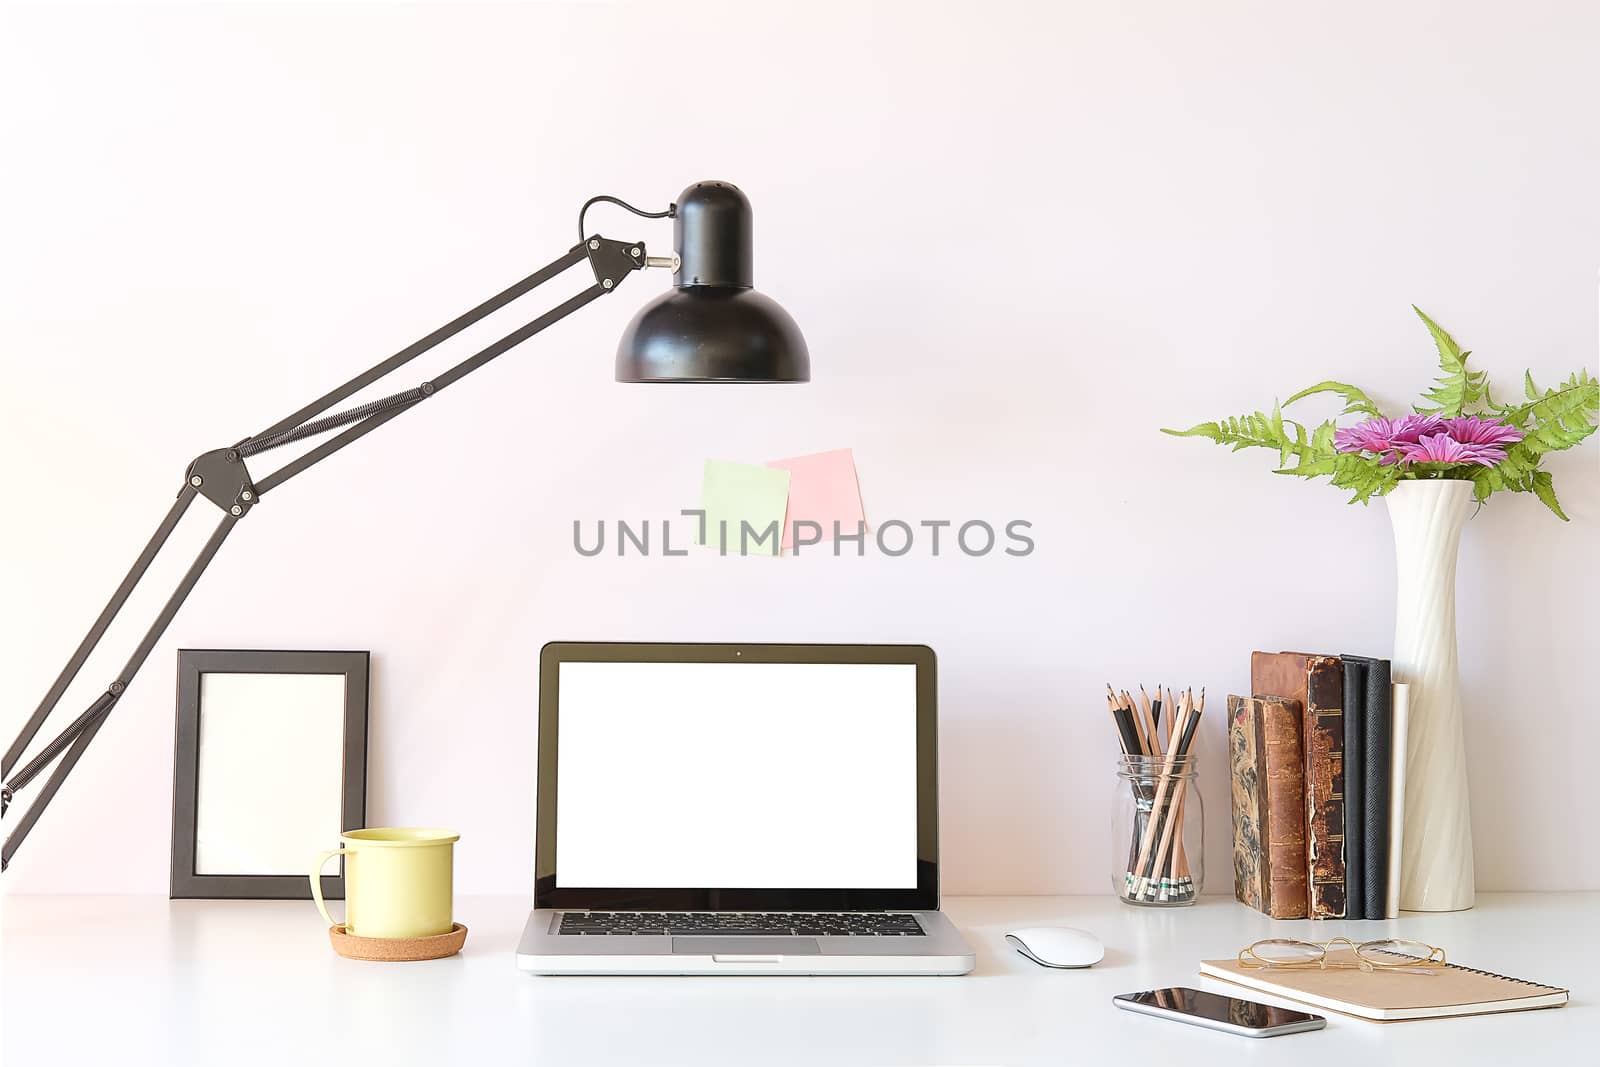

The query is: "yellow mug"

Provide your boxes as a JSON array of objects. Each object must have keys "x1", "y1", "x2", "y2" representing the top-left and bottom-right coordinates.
[{"x1": 309, "y1": 828, "x2": 460, "y2": 939}]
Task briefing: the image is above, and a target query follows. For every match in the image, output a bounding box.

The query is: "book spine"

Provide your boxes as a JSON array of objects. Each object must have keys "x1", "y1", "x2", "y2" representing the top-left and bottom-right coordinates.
[
  {"x1": 1254, "y1": 695, "x2": 1308, "y2": 918},
  {"x1": 1304, "y1": 656, "x2": 1347, "y2": 918},
  {"x1": 1342, "y1": 658, "x2": 1366, "y2": 919},
  {"x1": 1362, "y1": 659, "x2": 1393, "y2": 919},
  {"x1": 1387, "y1": 683, "x2": 1410, "y2": 919},
  {"x1": 1228, "y1": 695, "x2": 1267, "y2": 912}
]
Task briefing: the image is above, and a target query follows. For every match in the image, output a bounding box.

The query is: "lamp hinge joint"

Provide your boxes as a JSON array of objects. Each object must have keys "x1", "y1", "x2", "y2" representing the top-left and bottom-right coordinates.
[
  {"x1": 585, "y1": 237, "x2": 648, "y2": 292},
  {"x1": 184, "y1": 449, "x2": 257, "y2": 516}
]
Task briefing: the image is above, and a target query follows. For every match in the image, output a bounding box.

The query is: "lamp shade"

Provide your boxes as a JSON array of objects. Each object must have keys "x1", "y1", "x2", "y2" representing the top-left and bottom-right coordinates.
[{"x1": 616, "y1": 181, "x2": 809, "y2": 383}]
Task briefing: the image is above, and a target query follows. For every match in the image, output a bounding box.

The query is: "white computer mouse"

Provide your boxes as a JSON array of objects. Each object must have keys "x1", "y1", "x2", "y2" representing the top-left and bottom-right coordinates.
[{"x1": 1004, "y1": 926, "x2": 1105, "y2": 969}]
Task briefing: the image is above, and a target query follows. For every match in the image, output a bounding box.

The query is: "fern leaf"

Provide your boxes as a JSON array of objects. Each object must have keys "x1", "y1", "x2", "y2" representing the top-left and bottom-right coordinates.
[
  {"x1": 1495, "y1": 371, "x2": 1599, "y2": 474},
  {"x1": 1530, "y1": 471, "x2": 1569, "y2": 521},
  {"x1": 1163, "y1": 421, "x2": 1226, "y2": 441},
  {"x1": 1309, "y1": 418, "x2": 1337, "y2": 455},
  {"x1": 1321, "y1": 453, "x2": 1402, "y2": 503},
  {"x1": 1163, "y1": 410, "x2": 1307, "y2": 461},
  {"x1": 1412, "y1": 306, "x2": 1489, "y2": 416},
  {"x1": 1284, "y1": 381, "x2": 1384, "y2": 418},
  {"x1": 1276, "y1": 457, "x2": 1335, "y2": 478}
]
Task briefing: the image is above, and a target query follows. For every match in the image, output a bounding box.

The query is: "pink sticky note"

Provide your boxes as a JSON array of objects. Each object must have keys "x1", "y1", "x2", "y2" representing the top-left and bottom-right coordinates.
[{"x1": 766, "y1": 448, "x2": 866, "y2": 551}]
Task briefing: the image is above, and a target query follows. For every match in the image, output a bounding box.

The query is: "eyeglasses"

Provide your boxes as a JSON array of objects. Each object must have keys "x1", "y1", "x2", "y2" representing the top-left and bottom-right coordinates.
[{"x1": 1238, "y1": 937, "x2": 1447, "y2": 974}]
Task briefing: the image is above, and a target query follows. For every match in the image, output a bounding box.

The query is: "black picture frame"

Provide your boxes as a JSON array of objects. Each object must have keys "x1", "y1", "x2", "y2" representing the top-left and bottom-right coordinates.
[
  {"x1": 170, "y1": 649, "x2": 369, "y2": 900},
  {"x1": 533, "y1": 641, "x2": 939, "y2": 912}
]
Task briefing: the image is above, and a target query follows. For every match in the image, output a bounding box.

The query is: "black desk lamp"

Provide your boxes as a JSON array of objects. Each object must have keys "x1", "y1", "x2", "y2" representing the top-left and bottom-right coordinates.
[{"x1": 1, "y1": 179, "x2": 808, "y2": 869}]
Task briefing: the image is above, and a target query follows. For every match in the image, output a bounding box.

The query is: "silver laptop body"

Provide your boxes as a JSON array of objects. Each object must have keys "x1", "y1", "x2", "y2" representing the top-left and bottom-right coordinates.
[{"x1": 516, "y1": 642, "x2": 974, "y2": 976}]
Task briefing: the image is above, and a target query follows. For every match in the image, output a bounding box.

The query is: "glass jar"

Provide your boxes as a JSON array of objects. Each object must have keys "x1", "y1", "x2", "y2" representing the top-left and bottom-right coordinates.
[{"x1": 1111, "y1": 754, "x2": 1204, "y2": 906}]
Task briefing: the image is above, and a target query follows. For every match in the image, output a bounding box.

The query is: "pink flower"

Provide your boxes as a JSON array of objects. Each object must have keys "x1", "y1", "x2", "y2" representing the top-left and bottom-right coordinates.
[
  {"x1": 1334, "y1": 414, "x2": 1444, "y2": 460},
  {"x1": 1399, "y1": 432, "x2": 1507, "y2": 467},
  {"x1": 1439, "y1": 416, "x2": 1524, "y2": 448},
  {"x1": 1389, "y1": 413, "x2": 1445, "y2": 444},
  {"x1": 1335, "y1": 413, "x2": 1519, "y2": 468},
  {"x1": 1334, "y1": 417, "x2": 1400, "y2": 454}
]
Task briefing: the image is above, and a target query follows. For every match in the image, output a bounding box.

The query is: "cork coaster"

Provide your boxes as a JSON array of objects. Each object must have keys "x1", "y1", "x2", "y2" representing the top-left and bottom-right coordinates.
[{"x1": 328, "y1": 923, "x2": 467, "y2": 962}]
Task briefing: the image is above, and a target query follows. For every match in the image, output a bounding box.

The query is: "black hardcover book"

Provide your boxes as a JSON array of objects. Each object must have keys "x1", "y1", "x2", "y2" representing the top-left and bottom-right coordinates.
[
  {"x1": 1348, "y1": 655, "x2": 1393, "y2": 919},
  {"x1": 1341, "y1": 657, "x2": 1366, "y2": 917}
]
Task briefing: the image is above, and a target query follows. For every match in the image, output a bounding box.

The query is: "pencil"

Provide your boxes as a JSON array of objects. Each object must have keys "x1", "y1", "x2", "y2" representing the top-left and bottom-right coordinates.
[
  {"x1": 1145, "y1": 689, "x2": 1204, "y2": 901},
  {"x1": 1131, "y1": 694, "x2": 1187, "y2": 897},
  {"x1": 1150, "y1": 686, "x2": 1164, "y2": 752},
  {"x1": 1138, "y1": 685, "x2": 1161, "y2": 756},
  {"x1": 1122, "y1": 690, "x2": 1149, "y2": 756},
  {"x1": 1167, "y1": 691, "x2": 1204, "y2": 899},
  {"x1": 1140, "y1": 693, "x2": 1189, "y2": 898}
]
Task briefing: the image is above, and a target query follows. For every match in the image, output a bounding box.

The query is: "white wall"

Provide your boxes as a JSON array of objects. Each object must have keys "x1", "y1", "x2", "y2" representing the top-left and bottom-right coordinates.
[{"x1": 3, "y1": 0, "x2": 1596, "y2": 897}]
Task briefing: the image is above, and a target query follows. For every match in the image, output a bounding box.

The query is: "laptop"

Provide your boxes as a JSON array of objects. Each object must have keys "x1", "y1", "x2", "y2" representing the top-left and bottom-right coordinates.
[{"x1": 516, "y1": 642, "x2": 975, "y2": 976}]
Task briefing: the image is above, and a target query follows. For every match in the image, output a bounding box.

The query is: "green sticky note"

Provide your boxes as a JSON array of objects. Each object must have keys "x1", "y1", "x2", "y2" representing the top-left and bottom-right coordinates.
[{"x1": 700, "y1": 459, "x2": 791, "y2": 555}]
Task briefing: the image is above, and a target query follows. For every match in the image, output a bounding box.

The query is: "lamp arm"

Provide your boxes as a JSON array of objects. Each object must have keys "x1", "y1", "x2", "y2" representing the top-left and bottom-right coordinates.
[{"x1": 2, "y1": 232, "x2": 657, "y2": 870}]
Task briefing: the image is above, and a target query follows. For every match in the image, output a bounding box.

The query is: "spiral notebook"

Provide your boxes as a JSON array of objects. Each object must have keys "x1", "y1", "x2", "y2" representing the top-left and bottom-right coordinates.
[{"x1": 1200, "y1": 950, "x2": 1569, "y2": 1021}]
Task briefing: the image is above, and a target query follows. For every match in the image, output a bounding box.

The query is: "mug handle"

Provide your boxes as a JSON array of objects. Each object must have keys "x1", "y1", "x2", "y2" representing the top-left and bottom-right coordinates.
[{"x1": 309, "y1": 847, "x2": 351, "y2": 929}]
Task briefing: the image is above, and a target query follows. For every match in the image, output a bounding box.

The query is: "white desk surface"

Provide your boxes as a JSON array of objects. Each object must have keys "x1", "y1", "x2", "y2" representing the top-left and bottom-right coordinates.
[{"x1": 2, "y1": 892, "x2": 1589, "y2": 1065}]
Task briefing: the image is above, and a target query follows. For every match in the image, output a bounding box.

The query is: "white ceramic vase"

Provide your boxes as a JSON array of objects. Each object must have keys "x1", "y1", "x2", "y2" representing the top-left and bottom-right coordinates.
[{"x1": 1386, "y1": 478, "x2": 1475, "y2": 912}]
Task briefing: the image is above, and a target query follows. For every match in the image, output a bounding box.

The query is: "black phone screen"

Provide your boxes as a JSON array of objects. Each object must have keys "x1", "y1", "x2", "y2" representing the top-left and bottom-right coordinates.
[{"x1": 1117, "y1": 987, "x2": 1320, "y2": 1027}]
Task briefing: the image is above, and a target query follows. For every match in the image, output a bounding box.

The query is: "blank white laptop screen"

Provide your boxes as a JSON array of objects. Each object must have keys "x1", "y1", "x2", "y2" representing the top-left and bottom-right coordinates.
[{"x1": 555, "y1": 661, "x2": 919, "y2": 889}]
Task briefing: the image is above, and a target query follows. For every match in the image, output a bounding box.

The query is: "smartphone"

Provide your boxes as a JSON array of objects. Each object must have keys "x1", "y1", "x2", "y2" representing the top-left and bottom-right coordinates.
[{"x1": 1114, "y1": 987, "x2": 1326, "y2": 1038}]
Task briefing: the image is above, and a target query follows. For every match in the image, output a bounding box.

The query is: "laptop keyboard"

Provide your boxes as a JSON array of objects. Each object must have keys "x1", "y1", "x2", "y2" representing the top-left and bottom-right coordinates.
[{"x1": 557, "y1": 912, "x2": 925, "y2": 936}]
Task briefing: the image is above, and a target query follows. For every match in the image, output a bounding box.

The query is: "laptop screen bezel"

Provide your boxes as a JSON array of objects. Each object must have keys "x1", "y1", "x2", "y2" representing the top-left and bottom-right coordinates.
[{"x1": 534, "y1": 641, "x2": 939, "y2": 912}]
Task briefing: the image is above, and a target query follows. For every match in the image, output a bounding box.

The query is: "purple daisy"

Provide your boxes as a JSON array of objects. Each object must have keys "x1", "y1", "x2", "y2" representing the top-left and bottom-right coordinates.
[
  {"x1": 1334, "y1": 416, "x2": 1404, "y2": 455},
  {"x1": 1389, "y1": 413, "x2": 1445, "y2": 443},
  {"x1": 1400, "y1": 432, "x2": 1508, "y2": 467},
  {"x1": 1334, "y1": 417, "x2": 1394, "y2": 454},
  {"x1": 1333, "y1": 413, "x2": 1444, "y2": 460},
  {"x1": 1439, "y1": 415, "x2": 1524, "y2": 448},
  {"x1": 1334, "y1": 413, "x2": 1517, "y2": 468}
]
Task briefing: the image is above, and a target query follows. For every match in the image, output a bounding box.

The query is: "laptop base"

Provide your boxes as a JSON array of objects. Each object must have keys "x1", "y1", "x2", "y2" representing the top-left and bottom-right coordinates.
[{"x1": 516, "y1": 909, "x2": 975, "y2": 976}]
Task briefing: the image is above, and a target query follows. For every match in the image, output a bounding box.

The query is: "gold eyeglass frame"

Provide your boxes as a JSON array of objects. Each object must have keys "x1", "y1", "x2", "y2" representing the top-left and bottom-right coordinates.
[{"x1": 1238, "y1": 936, "x2": 1448, "y2": 973}]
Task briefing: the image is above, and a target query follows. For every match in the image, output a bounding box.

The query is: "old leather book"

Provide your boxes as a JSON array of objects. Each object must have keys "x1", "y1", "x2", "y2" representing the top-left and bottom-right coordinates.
[
  {"x1": 1228, "y1": 695, "x2": 1266, "y2": 911},
  {"x1": 1250, "y1": 651, "x2": 1312, "y2": 722},
  {"x1": 1252, "y1": 651, "x2": 1343, "y2": 918},
  {"x1": 1303, "y1": 655, "x2": 1348, "y2": 918},
  {"x1": 1252, "y1": 695, "x2": 1308, "y2": 917},
  {"x1": 1249, "y1": 651, "x2": 1323, "y2": 920}
]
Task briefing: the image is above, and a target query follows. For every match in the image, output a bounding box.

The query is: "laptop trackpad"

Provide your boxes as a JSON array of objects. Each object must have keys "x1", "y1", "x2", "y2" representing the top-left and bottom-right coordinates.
[{"x1": 672, "y1": 937, "x2": 820, "y2": 955}]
